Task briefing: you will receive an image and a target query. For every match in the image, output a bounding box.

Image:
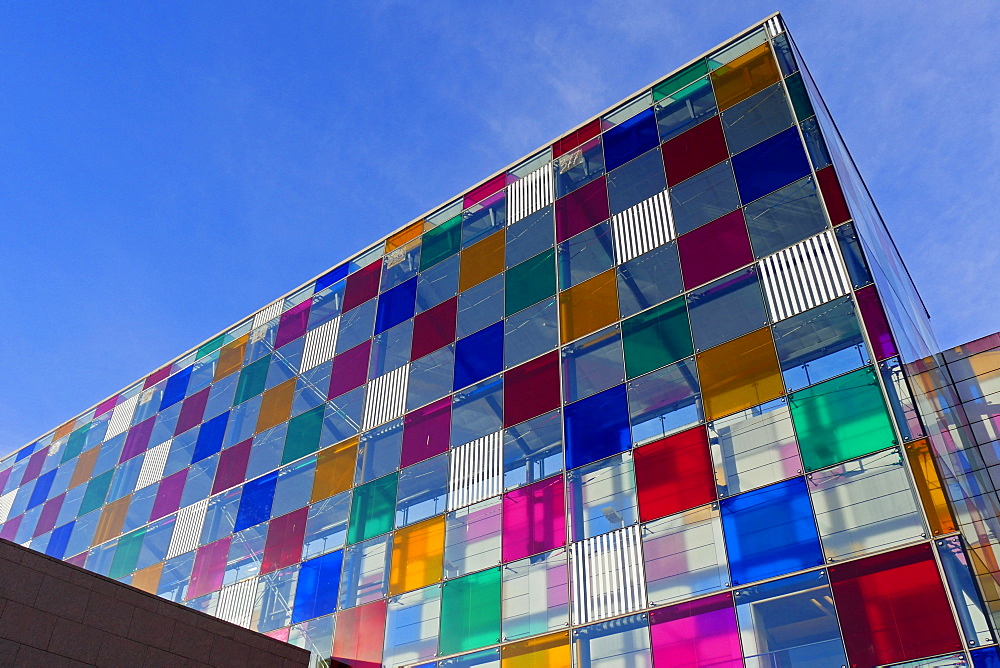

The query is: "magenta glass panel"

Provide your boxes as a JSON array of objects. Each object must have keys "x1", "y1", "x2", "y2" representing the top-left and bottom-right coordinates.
[
  {"x1": 94, "y1": 395, "x2": 118, "y2": 418},
  {"x1": 401, "y1": 397, "x2": 451, "y2": 468},
  {"x1": 328, "y1": 340, "x2": 372, "y2": 400},
  {"x1": 855, "y1": 285, "x2": 898, "y2": 360},
  {"x1": 464, "y1": 173, "x2": 508, "y2": 209},
  {"x1": 502, "y1": 475, "x2": 566, "y2": 562},
  {"x1": 21, "y1": 447, "x2": 48, "y2": 484},
  {"x1": 555, "y1": 176, "x2": 610, "y2": 243},
  {"x1": 342, "y1": 259, "x2": 383, "y2": 313},
  {"x1": 187, "y1": 537, "x2": 231, "y2": 599},
  {"x1": 149, "y1": 469, "x2": 188, "y2": 522},
  {"x1": 175, "y1": 387, "x2": 211, "y2": 436},
  {"x1": 144, "y1": 365, "x2": 171, "y2": 389},
  {"x1": 261, "y1": 507, "x2": 308, "y2": 574},
  {"x1": 411, "y1": 297, "x2": 458, "y2": 361},
  {"x1": 650, "y1": 591, "x2": 742, "y2": 668},
  {"x1": 264, "y1": 628, "x2": 290, "y2": 642},
  {"x1": 212, "y1": 439, "x2": 253, "y2": 494},
  {"x1": 66, "y1": 551, "x2": 88, "y2": 567},
  {"x1": 0, "y1": 516, "x2": 22, "y2": 541},
  {"x1": 120, "y1": 417, "x2": 156, "y2": 463},
  {"x1": 275, "y1": 300, "x2": 311, "y2": 349},
  {"x1": 33, "y1": 493, "x2": 65, "y2": 538},
  {"x1": 677, "y1": 210, "x2": 753, "y2": 290}
]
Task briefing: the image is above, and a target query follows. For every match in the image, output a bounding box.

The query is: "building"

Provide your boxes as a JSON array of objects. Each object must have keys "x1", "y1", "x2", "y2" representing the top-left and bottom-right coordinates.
[{"x1": 2, "y1": 12, "x2": 998, "y2": 668}]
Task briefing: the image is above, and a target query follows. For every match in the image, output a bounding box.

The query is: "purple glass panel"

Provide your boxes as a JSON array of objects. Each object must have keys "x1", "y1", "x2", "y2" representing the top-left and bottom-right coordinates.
[
  {"x1": 144, "y1": 365, "x2": 171, "y2": 389},
  {"x1": 94, "y1": 395, "x2": 118, "y2": 418},
  {"x1": 0, "y1": 468, "x2": 11, "y2": 495},
  {"x1": 21, "y1": 447, "x2": 48, "y2": 485},
  {"x1": 677, "y1": 209, "x2": 753, "y2": 290},
  {"x1": 212, "y1": 439, "x2": 253, "y2": 494},
  {"x1": 650, "y1": 591, "x2": 742, "y2": 668},
  {"x1": 328, "y1": 340, "x2": 372, "y2": 400},
  {"x1": 401, "y1": 397, "x2": 451, "y2": 468},
  {"x1": 0, "y1": 516, "x2": 22, "y2": 541},
  {"x1": 464, "y1": 173, "x2": 508, "y2": 209},
  {"x1": 175, "y1": 387, "x2": 211, "y2": 436},
  {"x1": 502, "y1": 475, "x2": 566, "y2": 562},
  {"x1": 120, "y1": 417, "x2": 156, "y2": 463},
  {"x1": 33, "y1": 493, "x2": 65, "y2": 538},
  {"x1": 149, "y1": 469, "x2": 188, "y2": 522},
  {"x1": 275, "y1": 300, "x2": 311, "y2": 349},
  {"x1": 187, "y1": 537, "x2": 231, "y2": 599},
  {"x1": 65, "y1": 552, "x2": 88, "y2": 567},
  {"x1": 555, "y1": 176, "x2": 610, "y2": 243},
  {"x1": 855, "y1": 285, "x2": 898, "y2": 360}
]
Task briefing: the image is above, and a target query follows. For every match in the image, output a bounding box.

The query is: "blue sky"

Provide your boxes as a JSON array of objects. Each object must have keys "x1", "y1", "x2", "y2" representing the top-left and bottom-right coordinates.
[{"x1": 1, "y1": 1, "x2": 997, "y2": 454}]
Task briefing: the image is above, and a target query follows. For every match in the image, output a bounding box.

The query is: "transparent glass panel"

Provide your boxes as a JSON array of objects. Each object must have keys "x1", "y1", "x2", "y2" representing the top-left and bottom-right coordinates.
[
  {"x1": 720, "y1": 83, "x2": 794, "y2": 155},
  {"x1": 669, "y1": 161, "x2": 740, "y2": 236},
  {"x1": 655, "y1": 77, "x2": 718, "y2": 143},
  {"x1": 356, "y1": 419, "x2": 403, "y2": 485},
  {"x1": 334, "y1": 298, "x2": 376, "y2": 355},
  {"x1": 687, "y1": 267, "x2": 768, "y2": 352},
  {"x1": 616, "y1": 242, "x2": 683, "y2": 319},
  {"x1": 396, "y1": 453, "x2": 449, "y2": 528},
  {"x1": 606, "y1": 148, "x2": 667, "y2": 216},
  {"x1": 568, "y1": 452, "x2": 638, "y2": 541},
  {"x1": 708, "y1": 398, "x2": 801, "y2": 497},
  {"x1": 270, "y1": 456, "x2": 314, "y2": 518},
  {"x1": 773, "y1": 297, "x2": 868, "y2": 392},
  {"x1": 303, "y1": 491, "x2": 350, "y2": 559},
  {"x1": 501, "y1": 548, "x2": 570, "y2": 641},
  {"x1": 554, "y1": 136, "x2": 604, "y2": 198},
  {"x1": 369, "y1": 320, "x2": 414, "y2": 379},
  {"x1": 744, "y1": 176, "x2": 828, "y2": 258},
  {"x1": 936, "y1": 535, "x2": 995, "y2": 647},
  {"x1": 506, "y1": 206, "x2": 554, "y2": 268},
  {"x1": 254, "y1": 565, "x2": 298, "y2": 632},
  {"x1": 557, "y1": 221, "x2": 615, "y2": 291},
  {"x1": 407, "y1": 345, "x2": 456, "y2": 412},
  {"x1": 627, "y1": 358, "x2": 701, "y2": 446},
  {"x1": 384, "y1": 585, "x2": 442, "y2": 668},
  {"x1": 561, "y1": 325, "x2": 625, "y2": 404},
  {"x1": 416, "y1": 255, "x2": 460, "y2": 314},
  {"x1": 572, "y1": 613, "x2": 652, "y2": 668},
  {"x1": 444, "y1": 497, "x2": 502, "y2": 579},
  {"x1": 457, "y1": 274, "x2": 504, "y2": 339},
  {"x1": 339, "y1": 533, "x2": 391, "y2": 609},
  {"x1": 451, "y1": 376, "x2": 504, "y2": 448},
  {"x1": 643, "y1": 505, "x2": 728, "y2": 605},
  {"x1": 504, "y1": 298, "x2": 558, "y2": 370},
  {"x1": 502, "y1": 410, "x2": 564, "y2": 491}
]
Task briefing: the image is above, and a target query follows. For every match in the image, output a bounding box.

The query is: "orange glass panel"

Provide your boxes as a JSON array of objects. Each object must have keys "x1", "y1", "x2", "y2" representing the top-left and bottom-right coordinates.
[
  {"x1": 311, "y1": 437, "x2": 359, "y2": 502},
  {"x1": 697, "y1": 327, "x2": 784, "y2": 421},
  {"x1": 70, "y1": 447, "x2": 100, "y2": 489},
  {"x1": 558, "y1": 270, "x2": 619, "y2": 345},
  {"x1": 131, "y1": 563, "x2": 163, "y2": 594},
  {"x1": 710, "y1": 42, "x2": 781, "y2": 111},
  {"x1": 53, "y1": 419, "x2": 76, "y2": 441},
  {"x1": 255, "y1": 378, "x2": 296, "y2": 434},
  {"x1": 502, "y1": 631, "x2": 572, "y2": 668},
  {"x1": 904, "y1": 438, "x2": 956, "y2": 536},
  {"x1": 215, "y1": 334, "x2": 249, "y2": 381},
  {"x1": 92, "y1": 495, "x2": 131, "y2": 547},
  {"x1": 388, "y1": 515, "x2": 445, "y2": 595},
  {"x1": 386, "y1": 221, "x2": 423, "y2": 251},
  {"x1": 459, "y1": 230, "x2": 506, "y2": 292}
]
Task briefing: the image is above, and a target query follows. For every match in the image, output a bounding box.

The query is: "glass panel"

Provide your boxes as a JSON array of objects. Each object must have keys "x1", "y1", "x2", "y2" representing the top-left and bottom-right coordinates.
[
  {"x1": 568, "y1": 453, "x2": 637, "y2": 541},
  {"x1": 444, "y1": 497, "x2": 502, "y2": 579},
  {"x1": 416, "y1": 254, "x2": 460, "y2": 314},
  {"x1": 650, "y1": 592, "x2": 742, "y2": 668},
  {"x1": 460, "y1": 230, "x2": 506, "y2": 292},
  {"x1": 773, "y1": 297, "x2": 869, "y2": 391},
  {"x1": 504, "y1": 298, "x2": 558, "y2": 370},
  {"x1": 389, "y1": 515, "x2": 445, "y2": 595},
  {"x1": 732, "y1": 126, "x2": 811, "y2": 205},
  {"x1": 502, "y1": 475, "x2": 565, "y2": 561},
  {"x1": 564, "y1": 384, "x2": 630, "y2": 470},
  {"x1": 369, "y1": 319, "x2": 413, "y2": 379},
  {"x1": 503, "y1": 410, "x2": 564, "y2": 491},
  {"x1": 661, "y1": 116, "x2": 729, "y2": 186},
  {"x1": 937, "y1": 535, "x2": 995, "y2": 647},
  {"x1": 720, "y1": 83, "x2": 794, "y2": 155},
  {"x1": 506, "y1": 248, "x2": 556, "y2": 317},
  {"x1": 557, "y1": 222, "x2": 614, "y2": 291},
  {"x1": 622, "y1": 296, "x2": 691, "y2": 379},
  {"x1": 339, "y1": 534, "x2": 391, "y2": 609},
  {"x1": 744, "y1": 175, "x2": 828, "y2": 258},
  {"x1": 374, "y1": 277, "x2": 417, "y2": 336},
  {"x1": 688, "y1": 266, "x2": 767, "y2": 352},
  {"x1": 451, "y1": 376, "x2": 503, "y2": 448},
  {"x1": 834, "y1": 222, "x2": 873, "y2": 288},
  {"x1": 402, "y1": 397, "x2": 451, "y2": 469},
  {"x1": 440, "y1": 567, "x2": 502, "y2": 656},
  {"x1": 504, "y1": 351, "x2": 561, "y2": 429},
  {"x1": 384, "y1": 585, "x2": 442, "y2": 668},
  {"x1": 270, "y1": 457, "x2": 314, "y2": 518},
  {"x1": 501, "y1": 548, "x2": 570, "y2": 641},
  {"x1": 561, "y1": 325, "x2": 625, "y2": 403},
  {"x1": 669, "y1": 161, "x2": 740, "y2": 236},
  {"x1": 573, "y1": 613, "x2": 652, "y2": 667},
  {"x1": 382, "y1": 236, "x2": 422, "y2": 291},
  {"x1": 348, "y1": 473, "x2": 397, "y2": 544},
  {"x1": 454, "y1": 322, "x2": 504, "y2": 391},
  {"x1": 606, "y1": 148, "x2": 667, "y2": 216},
  {"x1": 334, "y1": 299, "x2": 376, "y2": 355},
  {"x1": 311, "y1": 436, "x2": 358, "y2": 502},
  {"x1": 422, "y1": 214, "x2": 463, "y2": 272},
  {"x1": 554, "y1": 176, "x2": 609, "y2": 243},
  {"x1": 634, "y1": 427, "x2": 715, "y2": 521},
  {"x1": 506, "y1": 206, "x2": 554, "y2": 268},
  {"x1": 413, "y1": 296, "x2": 457, "y2": 362},
  {"x1": 710, "y1": 42, "x2": 780, "y2": 111},
  {"x1": 462, "y1": 193, "x2": 506, "y2": 248},
  {"x1": 457, "y1": 274, "x2": 504, "y2": 340},
  {"x1": 303, "y1": 490, "x2": 350, "y2": 559},
  {"x1": 708, "y1": 398, "x2": 801, "y2": 497},
  {"x1": 395, "y1": 453, "x2": 448, "y2": 528},
  {"x1": 903, "y1": 438, "x2": 956, "y2": 536},
  {"x1": 644, "y1": 505, "x2": 728, "y2": 605},
  {"x1": 603, "y1": 107, "x2": 659, "y2": 172},
  {"x1": 627, "y1": 357, "x2": 701, "y2": 445},
  {"x1": 407, "y1": 345, "x2": 456, "y2": 412},
  {"x1": 616, "y1": 242, "x2": 683, "y2": 319},
  {"x1": 558, "y1": 269, "x2": 619, "y2": 345},
  {"x1": 678, "y1": 210, "x2": 753, "y2": 291},
  {"x1": 501, "y1": 632, "x2": 570, "y2": 668},
  {"x1": 553, "y1": 137, "x2": 604, "y2": 199},
  {"x1": 356, "y1": 419, "x2": 403, "y2": 485},
  {"x1": 655, "y1": 77, "x2": 718, "y2": 143}
]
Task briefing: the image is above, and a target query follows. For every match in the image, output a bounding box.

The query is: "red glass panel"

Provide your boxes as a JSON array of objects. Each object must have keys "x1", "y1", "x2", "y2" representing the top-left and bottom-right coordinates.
[
  {"x1": 342, "y1": 259, "x2": 383, "y2": 313},
  {"x1": 212, "y1": 439, "x2": 253, "y2": 494},
  {"x1": 149, "y1": 469, "x2": 188, "y2": 522},
  {"x1": 464, "y1": 173, "x2": 509, "y2": 209},
  {"x1": 175, "y1": 387, "x2": 211, "y2": 436},
  {"x1": 94, "y1": 395, "x2": 118, "y2": 418},
  {"x1": 261, "y1": 507, "x2": 307, "y2": 574},
  {"x1": 504, "y1": 351, "x2": 561, "y2": 428},
  {"x1": 502, "y1": 476, "x2": 566, "y2": 562},
  {"x1": 332, "y1": 599, "x2": 387, "y2": 665},
  {"x1": 816, "y1": 165, "x2": 850, "y2": 225},
  {"x1": 552, "y1": 119, "x2": 602, "y2": 159},
  {"x1": 677, "y1": 210, "x2": 753, "y2": 290},
  {"x1": 274, "y1": 300, "x2": 311, "y2": 349},
  {"x1": 634, "y1": 426, "x2": 715, "y2": 521},
  {"x1": 829, "y1": 542, "x2": 962, "y2": 666},
  {"x1": 144, "y1": 365, "x2": 171, "y2": 389},
  {"x1": 650, "y1": 592, "x2": 742, "y2": 668},
  {"x1": 328, "y1": 340, "x2": 372, "y2": 400},
  {"x1": 555, "y1": 176, "x2": 610, "y2": 243},
  {"x1": 33, "y1": 493, "x2": 65, "y2": 538},
  {"x1": 661, "y1": 116, "x2": 729, "y2": 186},
  {"x1": 401, "y1": 397, "x2": 451, "y2": 468},
  {"x1": 187, "y1": 537, "x2": 231, "y2": 599},
  {"x1": 855, "y1": 285, "x2": 898, "y2": 361},
  {"x1": 411, "y1": 297, "x2": 458, "y2": 361}
]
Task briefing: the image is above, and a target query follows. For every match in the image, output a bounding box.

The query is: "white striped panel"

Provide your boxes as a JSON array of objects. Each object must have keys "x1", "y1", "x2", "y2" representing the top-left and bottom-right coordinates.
[
  {"x1": 166, "y1": 499, "x2": 209, "y2": 559},
  {"x1": 0, "y1": 490, "x2": 16, "y2": 524},
  {"x1": 758, "y1": 231, "x2": 850, "y2": 322},
  {"x1": 362, "y1": 366, "x2": 409, "y2": 430},
  {"x1": 136, "y1": 441, "x2": 171, "y2": 490},
  {"x1": 766, "y1": 16, "x2": 784, "y2": 37},
  {"x1": 301, "y1": 317, "x2": 340, "y2": 372},
  {"x1": 571, "y1": 525, "x2": 647, "y2": 624},
  {"x1": 610, "y1": 190, "x2": 675, "y2": 265},
  {"x1": 105, "y1": 394, "x2": 140, "y2": 441},
  {"x1": 447, "y1": 432, "x2": 503, "y2": 511},
  {"x1": 251, "y1": 299, "x2": 284, "y2": 330},
  {"x1": 216, "y1": 577, "x2": 259, "y2": 628},
  {"x1": 508, "y1": 164, "x2": 554, "y2": 223}
]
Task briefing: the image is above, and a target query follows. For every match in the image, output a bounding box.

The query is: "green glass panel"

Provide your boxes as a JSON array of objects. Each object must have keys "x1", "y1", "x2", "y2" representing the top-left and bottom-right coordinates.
[
  {"x1": 789, "y1": 366, "x2": 897, "y2": 472},
  {"x1": 78, "y1": 469, "x2": 115, "y2": 517},
  {"x1": 62, "y1": 424, "x2": 91, "y2": 463},
  {"x1": 282, "y1": 404, "x2": 325, "y2": 465},
  {"x1": 233, "y1": 355, "x2": 271, "y2": 406},
  {"x1": 108, "y1": 527, "x2": 146, "y2": 580},
  {"x1": 439, "y1": 567, "x2": 502, "y2": 655},
  {"x1": 621, "y1": 296, "x2": 692, "y2": 378},
  {"x1": 197, "y1": 334, "x2": 227, "y2": 360},
  {"x1": 347, "y1": 472, "x2": 397, "y2": 544},
  {"x1": 421, "y1": 214, "x2": 463, "y2": 271},
  {"x1": 653, "y1": 60, "x2": 711, "y2": 101},
  {"x1": 505, "y1": 248, "x2": 556, "y2": 317},
  {"x1": 785, "y1": 72, "x2": 814, "y2": 122}
]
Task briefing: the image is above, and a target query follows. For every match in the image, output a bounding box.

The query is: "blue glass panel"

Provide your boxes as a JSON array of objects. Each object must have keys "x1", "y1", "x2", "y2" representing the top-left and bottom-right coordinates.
[
  {"x1": 731, "y1": 127, "x2": 811, "y2": 205},
  {"x1": 721, "y1": 477, "x2": 823, "y2": 585},
  {"x1": 315, "y1": 264, "x2": 349, "y2": 293},
  {"x1": 46, "y1": 521, "x2": 73, "y2": 560},
  {"x1": 604, "y1": 108, "x2": 659, "y2": 172},
  {"x1": 454, "y1": 321, "x2": 503, "y2": 392},
  {"x1": 233, "y1": 470, "x2": 278, "y2": 532},
  {"x1": 291, "y1": 549, "x2": 344, "y2": 624},
  {"x1": 159, "y1": 366, "x2": 193, "y2": 411},
  {"x1": 564, "y1": 384, "x2": 631, "y2": 470},
  {"x1": 973, "y1": 647, "x2": 1000, "y2": 668},
  {"x1": 192, "y1": 411, "x2": 229, "y2": 464},
  {"x1": 375, "y1": 277, "x2": 418, "y2": 335},
  {"x1": 15, "y1": 442, "x2": 37, "y2": 462},
  {"x1": 26, "y1": 469, "x2": 56, "y2": 510}
]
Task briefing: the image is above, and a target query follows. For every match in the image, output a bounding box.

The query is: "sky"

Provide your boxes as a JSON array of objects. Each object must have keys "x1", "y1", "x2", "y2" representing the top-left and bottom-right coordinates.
[{"x1": 1, "y1": 1, "x2": 997, "y2": 454}]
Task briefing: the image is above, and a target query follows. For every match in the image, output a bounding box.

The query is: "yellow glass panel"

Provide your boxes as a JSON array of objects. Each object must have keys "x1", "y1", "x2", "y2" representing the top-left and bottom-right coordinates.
[
  {"x1": 92, "y1": 495, "x2": 131, "y2": 547},
  {"x1": 53, "y1": 419, "x2": 75, "y2": 441},
  {"x1": 502, "y1": 631, "x2": 571, "y2": 668},
  {"x1": 388, "y1": 515, "x2": 445, "y2": 595},
  {"x1": 904, "y1": 438, "x2": 957, "y2": 536},
  {"x1": 710, "y1": 42, "x2": 781, "y2": 111},
  {"x1": 311, "y1": 437, "x2": 359, "y2": 502},
  {"x1": 131, "y1": 563, "x2": 163, "y2": 594},
  {"x1": 255, "y1": 378, "x2": 296, "y2": 434},
  {"x1": 697, "y1": 327, "x2": 784, "y2": 421},
  {"x1": 558, "y1": 270, "x2": 619, "y2": 345},
  {"x1": 459, "y1": 230, "x2": 506, "y2": 292},
  {"x1": 70, "y1": 447, "x2": 100, "y2": 489},
  {"x1": 215, "y1": 334, "x2": 249, "y2": 381},
  {"x1": 386, "y1": 221, "x2": 424, "y2": 251}
]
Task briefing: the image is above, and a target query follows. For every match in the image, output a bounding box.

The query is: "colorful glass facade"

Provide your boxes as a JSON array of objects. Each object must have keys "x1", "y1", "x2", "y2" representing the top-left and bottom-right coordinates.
[{"x1": 2, "y1": 13, "x2": 997, "y2": 668}]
